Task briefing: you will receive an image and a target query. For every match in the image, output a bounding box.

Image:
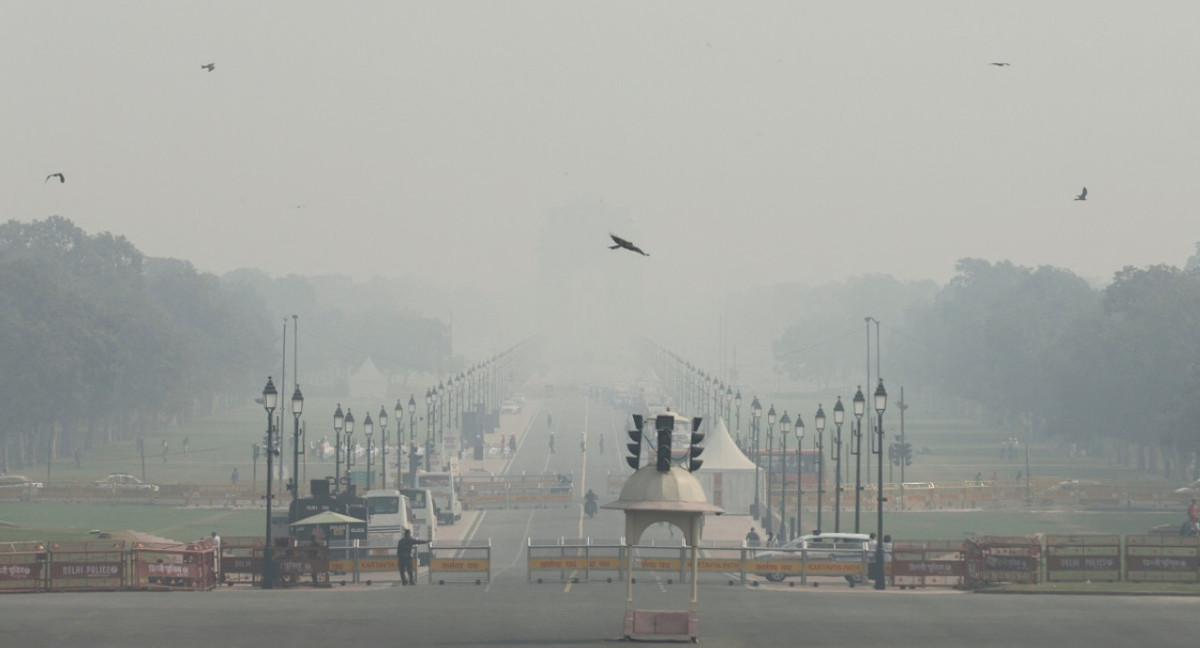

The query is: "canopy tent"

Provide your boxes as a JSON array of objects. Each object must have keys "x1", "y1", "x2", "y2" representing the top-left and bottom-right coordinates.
[
  {"x1": 693, "y1": 417, "x2": 760, "y2": 515},
  {"x1": 289, "y1": 511, "x2": 367, "y2": 544}
]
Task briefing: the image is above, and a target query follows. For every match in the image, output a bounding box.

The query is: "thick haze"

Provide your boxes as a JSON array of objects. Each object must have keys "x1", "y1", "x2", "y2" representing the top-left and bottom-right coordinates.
[{"x1": 5, "y1": 1, "x2": 1199, "y2": 304}]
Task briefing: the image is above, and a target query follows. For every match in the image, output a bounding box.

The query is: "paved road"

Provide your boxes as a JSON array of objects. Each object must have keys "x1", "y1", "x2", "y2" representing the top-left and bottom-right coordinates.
[{"x1": 6, "y1": 390, "x2": 1200, "y2": 647}]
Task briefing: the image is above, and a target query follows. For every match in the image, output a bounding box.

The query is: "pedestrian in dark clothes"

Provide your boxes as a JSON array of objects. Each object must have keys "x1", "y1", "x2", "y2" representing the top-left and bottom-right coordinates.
[{"x1": 396, "y1": 529, "x2": 429, "y2": 586}]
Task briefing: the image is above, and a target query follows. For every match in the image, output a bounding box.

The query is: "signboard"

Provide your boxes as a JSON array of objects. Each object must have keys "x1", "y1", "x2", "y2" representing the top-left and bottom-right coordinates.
[
  {"x1": 51, "y1": 561, "x2": 123, "y2": 579},
  {"x1": 0, "y1": 563, "x2": 40, "y2": 581}
]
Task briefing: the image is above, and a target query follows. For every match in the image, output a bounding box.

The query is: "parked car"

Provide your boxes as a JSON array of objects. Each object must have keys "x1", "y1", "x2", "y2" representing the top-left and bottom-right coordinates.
[
  {"x1": 754, "y1": 532, "x2": 872, "y2": 582},
  {"x1": 501, "y1": 400, "x2": 521, "y2": 414},
  {"x1": 0, "y1": 475, "x2": 43, "y2": 501},
  {"x1": 1174, "y1": 479, "x2": 1200, "y2": 494},
  {"x1": 95, "y1": 473, "x2": 159, "y2": 492}
]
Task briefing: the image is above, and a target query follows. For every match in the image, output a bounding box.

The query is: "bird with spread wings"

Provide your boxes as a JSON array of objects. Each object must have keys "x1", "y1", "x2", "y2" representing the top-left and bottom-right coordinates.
[
  {"x1": 45, "y1": 173, "x2": 65, "y2": 183},
  {"x1": 1075, "y1": 187, "x2": 1087, "y2": 201},
  {"x1": 609, "y1": 234, "x2": 649, "y2": 256}
]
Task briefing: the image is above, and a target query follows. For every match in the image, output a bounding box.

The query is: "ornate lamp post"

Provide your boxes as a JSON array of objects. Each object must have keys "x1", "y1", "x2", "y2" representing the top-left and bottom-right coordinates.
[
  {"x1": 814, "y1": 404, "x2": 826, "y2": 532},
  {"x1": 750, "y1": 396, "x2": 763, "y2": 519},
  {"x1": 725, "y1": 386, "x2": 733, "y2": 430},
  {"x1": 290, "y1": 385, "x2": 304, "y2": 500},
  {"x1": 873, "y1": 379, "x2": 888, "y2": 590},
  {"x1": 407, "y1": 395, "x2": 417, "y2": 487},
  {"x1": 425, "y1": 388, "x2": 434, "y2": 472},
  {"x1": 343, "y1": 409, "x2": 355, "y2": 491},
  {"x1": 778, "y1": 411, "x2": 791, "y2": 540},
  {"x1": 735, "y1": 390, "x2": 743, "y2": 450},
  {"x1": 333, "y1": 404, "x2": 344, "y2": 494},
  {"x1": 363, "y1": 412, "x2": 374, "y2": 491},
  {"x1": 390, "y1": 401, "x2": 403, "y2": 490},
  {"x1": 378, "y1": 405, "x2": 390, "y2": 489},
  {"x1": 765, "y1": 404, "x2": 777, "y2": 535},
  {"x1": 833, "y1": 396, "x2": 845, "y2": 532},
  {"x1": 852, "y1": 385, "x2": 866, "y2": 533},
  {"x1": 261, "y1": 377, "x2": 278, "y2": 589},
  {"x1": 794, "y1": 413, "x2": 805, "y2": 539}
]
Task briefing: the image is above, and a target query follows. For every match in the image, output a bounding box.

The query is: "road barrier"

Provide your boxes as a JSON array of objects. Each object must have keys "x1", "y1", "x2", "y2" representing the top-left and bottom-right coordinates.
[
  {"x1": 460, "y1": 473, "x2": 574, "y2": 510},
  {"x1": 428, "y1": 540, "x2": 492, "y2": 585},
  {"x1": 965, "y1": 535, "x2": 1041, "y2": 586},
  {"x1": 893, "y1": 540, "x2": 970, "y2": 589},
  {"x1": 0, "y1": 542, "x2": 46, "y2": 593},
  {"x1": 1124, "y1": 535, "x2": 1199, "y2": 583},
  {"x1": 1045, "y1": 534, "x2": 1122, "y2": 582}
]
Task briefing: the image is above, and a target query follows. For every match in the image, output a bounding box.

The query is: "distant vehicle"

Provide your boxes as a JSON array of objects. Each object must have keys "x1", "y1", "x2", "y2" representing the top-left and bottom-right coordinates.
[
  {"x1": 0, "y1": 475, "x2": 43, "y2": 499},
  {"x1": 754, "y1": 532, "x2": 872, "y2": 583},
  {"x1": 95, "y1": 473, "x2": 159, "y2": 492},
  {"x1": 501, "y1": 400, "x2": 521, "y2": 414},
  {"x1": 415, "y1": 471, "x2": 463, "y2": 525},
  {"x1": 1175, "y1": 479, "x2": 1200, "y2": 494},
  {"x1": 398, "y1": 487, "x2": 438, "y2": 565},
  {"x1": 1045, "y1": 479, "x2": 1101, "y2": 492}
]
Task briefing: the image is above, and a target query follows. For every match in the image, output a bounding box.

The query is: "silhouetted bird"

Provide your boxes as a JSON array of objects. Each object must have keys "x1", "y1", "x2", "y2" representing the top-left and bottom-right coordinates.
[
  {"x1": 201, "y1": 63, "x2": 215, "y2": 72},
  {"x1": 609, "y1": 234, "x2": 649, "y2": 257},
  {"x1": 1075, "y1": 187, "x2": 1087, "y2": 201},
  {"x1": 989, "y1": 62, "x2": 1010, "y2": 67},
  {"x1": 45, "y1": 173, "x2": 65, "y2": 183}
]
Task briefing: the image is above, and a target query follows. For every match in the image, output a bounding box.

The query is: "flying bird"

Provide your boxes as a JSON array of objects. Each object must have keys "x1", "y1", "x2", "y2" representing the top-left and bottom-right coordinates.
[
  {"x1": 989, "y1": 62, "x2": 1010, "y2": 66},
  {"x1": 201, "y1": 63, "x2": 215, "y2": 71},
  {"x1": 45, "y1": 173, "x2": 65, "y2": 183},
  {"x1": 609, "y1": 234, "x2": 649, "y2": 257},
  {"x1": 1075, "y1": 187, "x2": 1087, "y2": 201}
]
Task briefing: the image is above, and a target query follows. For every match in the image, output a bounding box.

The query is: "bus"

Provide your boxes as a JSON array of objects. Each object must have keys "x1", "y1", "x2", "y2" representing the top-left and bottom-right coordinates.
[
  {"x1": 398, "y1": 487, "x2": 437, "y2": 565},
  {"x1": 364, "y1": 489, "x2": 413, "y2": 552},
  {"x1": 415, "y1": 472, "x2": 462, "y2": 525}
]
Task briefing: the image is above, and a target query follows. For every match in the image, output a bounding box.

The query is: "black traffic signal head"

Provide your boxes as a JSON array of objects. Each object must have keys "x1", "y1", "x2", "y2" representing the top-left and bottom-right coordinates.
[
  {"x1": 655, "y1": 414, "x2": 675, "y2": 472},
  {"x1": 626, "y1": 427, "x2": 643, "y2": 470},
  {"x1": 688, "y1": 417, "x2": 704, "y2": 472}
]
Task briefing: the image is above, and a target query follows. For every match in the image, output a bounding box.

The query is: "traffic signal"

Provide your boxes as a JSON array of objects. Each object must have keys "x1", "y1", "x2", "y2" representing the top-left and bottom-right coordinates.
[
  {"x1": 902, "y1": 442, "x2": 913, "y2": 466},
  {"x1": 888, "y1": 442, "x2": 899, "y2": 466},
  {"x1": 687, "y1": 417, "x2": 704, "y2": 472},
  {"x1": 627, "y1": 414, "x2": 644, "y2": 470},
  {"x1": 655, "y1": 414, "x2": 675, "y2": 472}
]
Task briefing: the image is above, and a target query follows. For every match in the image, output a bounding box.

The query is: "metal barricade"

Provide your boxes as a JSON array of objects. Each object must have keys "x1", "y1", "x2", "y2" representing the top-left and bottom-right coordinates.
[
  {"x1": 46, "y1": 541, "x2": 128, "y2": 591},
  {"x1": 428, "y1": 540, "x2": 491, "y2": 585},
  {"x1": 0, "y1": 541, "x2": 48, "y2": 593},
  {"x1": 132, "y1": 540, "x2": 216, "y2": 591},
  {"x1": 892, "y1": 540, "x2": 970, "y2": 589},
  {"x1": 1124, "y1": 535, "x2": 1200, "y2": 583},
  {"x1": 218, "y1": 536, "x2": 265, "y2": 586},
  {"x1": 965, "y1": 535, "x2": 1041, "y2": 586},
  {"x1": 1045, "y1": 534, "x2": 1121, "y2": 582}
]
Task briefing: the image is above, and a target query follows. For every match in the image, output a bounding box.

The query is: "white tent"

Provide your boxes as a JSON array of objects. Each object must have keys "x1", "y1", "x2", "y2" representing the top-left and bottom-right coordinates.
[
  {"x1": 348, "y1": 357, "x2": 387, "y2": 400},
  {"x1": 693, "y1": 417, "x2": 760, "y2": 514}
]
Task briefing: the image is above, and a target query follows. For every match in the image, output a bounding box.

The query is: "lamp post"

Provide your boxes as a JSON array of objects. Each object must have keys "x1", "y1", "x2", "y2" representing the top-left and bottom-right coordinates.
[
  {"x1": 333, "y1": 404, "x2": 344, "y2": 494},
  {"x1": 794, "y1": 414, "x2": 805, "y2": 539},
  {"x1": 261, "y1": 377, "x2": 278, "y2": 589},
  {"x1": 290, "y1": 385, "x2": 304, "y2": 500},
  {"x1": 814, "y1": 405, "x2": 825, "y2": 532},
  {"x1": 425, "y1": 388, "x2": 434, "y2": 472},
  {"x1": 778, "y1": 411, "x2": 791, "y2": 540},
  {"x1": 391, "y1": 401, "x2": 402, "y2": 489},
  {"x1": 750, "y1": 396, "x2": 762, "y2": 520},
  {"x1": 765, "y1": 404, "x2": 777, "y2": 535},
  {"x1": 725, "y1": 386, "x2": 733, "y2": 430},
  {"x1": 407, "y1": 395, "x2": 417, "y2": 487},
  {"x1": 735, "y1": 390, "x2": 743, "y2": 450},
  {"x1": 873, "y1": 379, "x2": 888, "y2": 590},
  {"x1": 378, "y1": 406, "x2": 389, "y2": 490},
  {"x1": 364, "y1": 413, "x2": 375, "y2": 491},
  {"x1": 852, "y1": 385, "x2": 866, "y2": 533},
  {"x1": 833, "y1": 396, "x2": 845, "y2": 532},
  {"x1": 343, "y1": 409, "x2": 355, "y2": 491}
]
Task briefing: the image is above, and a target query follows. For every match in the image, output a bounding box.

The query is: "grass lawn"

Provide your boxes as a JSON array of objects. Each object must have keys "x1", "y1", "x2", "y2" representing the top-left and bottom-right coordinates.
[{"x1": 0, "y1": 502, "x2": 263, "y2": 544}]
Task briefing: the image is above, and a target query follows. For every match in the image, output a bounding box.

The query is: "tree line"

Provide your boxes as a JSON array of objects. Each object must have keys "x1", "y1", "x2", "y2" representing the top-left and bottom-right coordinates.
[
  {"x1": 0, "y1": 217, "x2": 452, "y2": 472},
  {"x1": 773, "y1": 257, "x2": 1200, "y2": 480}
]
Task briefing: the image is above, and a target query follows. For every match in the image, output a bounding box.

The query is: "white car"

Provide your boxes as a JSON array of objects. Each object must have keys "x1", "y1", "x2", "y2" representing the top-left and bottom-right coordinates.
[
  {"x1": 1175, "y1": 479, "x2": 1200, "y2": 494},
  {"x1": 754, "y1": 532, "x2": 872, "y2": 582},
  {"x1": 95, "y1": 473, "x2": 159, "y2": 492},
  {"x1": 0, "y1": 475, "x2": 44, "y2": 492},
  {"x1": 500, "y1": 400, "x2": 521, "y2": 414}
]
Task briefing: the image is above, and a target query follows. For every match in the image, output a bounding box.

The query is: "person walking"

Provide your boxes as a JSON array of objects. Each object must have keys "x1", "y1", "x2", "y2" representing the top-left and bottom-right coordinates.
[
  {"x1": 1187, "y1": 499, "x2": 1199, "y2": 535},
  {"x1": 508, "y1": 434, "x2": 516, "y2": 455},
  {"x1": 396, "y1": 529, "x2": 430, "y2": 586}
]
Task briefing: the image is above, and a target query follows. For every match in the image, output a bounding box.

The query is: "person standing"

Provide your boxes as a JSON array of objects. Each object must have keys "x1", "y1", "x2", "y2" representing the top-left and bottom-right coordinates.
[
  {"x1": 1187, "y1": 499, "x2": 1199, "y2": 535},
  {"x1": 745, "y1": 527, "x2": 761, "y2": 547},
  {"x1": 396, "y1": 529, "x2": 430, "y2": 586},
  {"x1": 162, "y1": 439, "x2": 169, "y2": 463},
  {"x1": 508, "y1": 434, "x2": 516, "y2": 455},
  {"x1": 230, "y1": 467, "x2": 239, "y2": 486},
  {"x1": 548, "y1": 431, "x2": 555, "y2": 454}
]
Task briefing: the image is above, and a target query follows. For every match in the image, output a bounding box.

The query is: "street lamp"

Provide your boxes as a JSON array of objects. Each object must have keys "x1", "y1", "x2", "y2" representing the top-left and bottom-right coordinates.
[
  {"x1": 725, "y1": 386, "x2": 733, "y2": 429},
  {"x1": 794, "y1": 413, "x2": 805, "y2": 538},
  {"x1": 261, "y1": 377, "x2": 278, "y2": 589},
  {"x1": 873, "y1": 378, "x2": 888, "y2": 590},
  {"x1": 778, "y1": 411, "x2": 791, "y2": 540},
  {"x1": 814, "y1": 404, "x2": 826, "y2": 532},
  {"x1": 750, "y1": 396, "x2": 762, "y2": 519},
  {"x1": 833, "y1": 396, "x2": 845, "y2": 532},
  {"x1": 343, "y1": 409, "x2": 355, "y2": 491},
  {"x1": 290, "y1": 385, "x2": 304, "y2": 500},
  {"x1": 425, "y1": 388, "x2": 434, "y2": 472},
  {"x1": 333, "y1": 404, "x2": 344, "y2": 494},
  {"x1": 378, "y1": 405, "x2": 389, "y2": 489},
  {"x1": 735, "y1": 390, "x2": 743, "y2": 449},
  {"x1": 852, "y1": 385, "x2": 866, "y2": 533},
  {"x1": 407, "y1": 395, "x2": 417, "y2": 487},
  {"x1": 765, "y1": 404, "x2": 777, "y2": 535},
  {"x1": 363, "y1": 412, "x2": 374, "y2": 491}
]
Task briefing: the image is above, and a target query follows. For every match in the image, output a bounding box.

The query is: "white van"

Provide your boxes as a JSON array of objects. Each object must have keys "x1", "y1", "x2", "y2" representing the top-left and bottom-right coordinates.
[{"x1": 755, "y1": 532, "x2": 872, "y2": 582}]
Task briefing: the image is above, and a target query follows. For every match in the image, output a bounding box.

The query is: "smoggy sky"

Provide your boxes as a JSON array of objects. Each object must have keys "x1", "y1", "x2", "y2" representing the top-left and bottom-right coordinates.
[{"x1": 5, "y1": 1, "x2": 1199, "y2": 298}]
